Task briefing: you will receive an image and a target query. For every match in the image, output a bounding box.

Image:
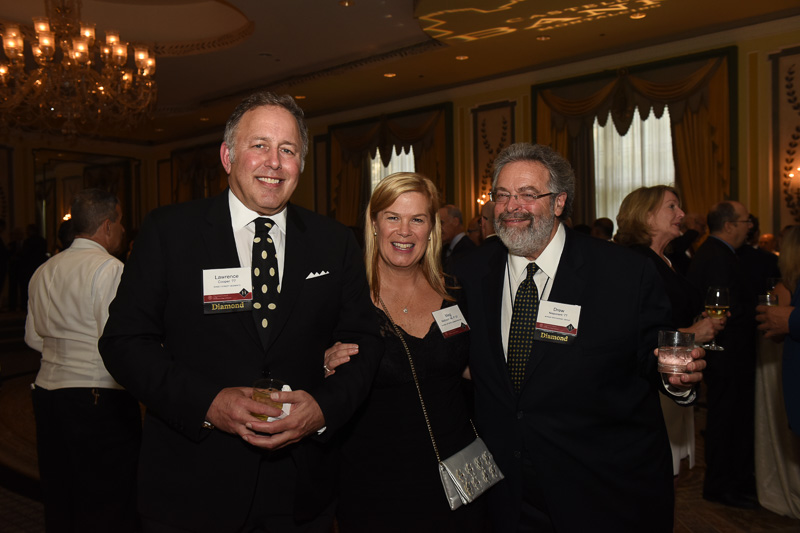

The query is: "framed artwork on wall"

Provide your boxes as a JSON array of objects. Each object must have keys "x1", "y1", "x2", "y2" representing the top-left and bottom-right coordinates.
[
  {"x1": 772, "y1": 45, "x2": 800, "y2": 230},
  {"x1": 472, "y1": 101, "x2": 515, "y2": 207}
]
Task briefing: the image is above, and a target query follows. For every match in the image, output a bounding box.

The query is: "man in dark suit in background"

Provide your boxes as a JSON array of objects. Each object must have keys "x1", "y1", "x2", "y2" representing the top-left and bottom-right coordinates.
[
  {"x1": 480, "y1": 201, "x2": 499, "y2": 245},
  {"x1": 687, "y1": 201, "x2": 759, "y2": 509},
  {"x1": 454, "y1": 143, "x2": 705, "y2": 532},
  {"x1": 100, "y1": 92, "x2": 383, "y2": 533},
  {"x1": 440, "y1": 203, "x2": 475, "y2": 271}
]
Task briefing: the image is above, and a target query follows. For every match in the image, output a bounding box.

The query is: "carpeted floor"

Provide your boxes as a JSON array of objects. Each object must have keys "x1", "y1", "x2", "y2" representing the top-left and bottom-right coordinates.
[{"x1": 0, "y1": 375, "x2": 39, "y2": 481}]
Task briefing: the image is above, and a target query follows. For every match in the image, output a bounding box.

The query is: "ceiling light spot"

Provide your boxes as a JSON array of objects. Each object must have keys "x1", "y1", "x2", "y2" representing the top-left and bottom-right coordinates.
[
  {"x1": 199, "y1": 117, "x2": 210, "y2": 122},
  {"x1": 294, "y1": 95, "x2": 306, "y2": 100},
  {"x1": 536, "y1": 35, "x2": 551, "y2": 41},
  {"x1": 384, "y1": 73, "x2": 396, "y2": 78},
  {"x1": 630, "y1": 12, "x2": 646, "y2": 19},
  {"x1": 506, "y1": 17, "x2": 523, "y2": 24},
  {"x1": 339, "y1": 0, "x2": 353, "y2": 6},
  {"x1": 456, "y1": 55, "x2": 469, "y2": 61}
]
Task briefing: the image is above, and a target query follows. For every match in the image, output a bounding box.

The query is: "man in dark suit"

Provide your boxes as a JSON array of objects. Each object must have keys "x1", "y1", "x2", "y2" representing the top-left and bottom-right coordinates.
[
  {"x1": 687, "y1": 201, "x2": 759, "y2": 509},
  {"x1": 480, "y1": 201, "x2": 500, "y2": 245},
  {"x1": 99, "y1": 92, "x2": 383, "y2": 533},
  {"x1": 440, "y1": 203, "x2": 475, "y2": 271},
  {"x1": 453, "y1": 143, "x2": 705, "y2": 532}
]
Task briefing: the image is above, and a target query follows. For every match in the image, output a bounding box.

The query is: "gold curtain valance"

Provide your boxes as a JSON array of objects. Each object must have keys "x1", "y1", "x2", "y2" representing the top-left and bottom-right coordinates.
[{"x1": 540, "y1": 56, "x2": 723, "y2": 137}]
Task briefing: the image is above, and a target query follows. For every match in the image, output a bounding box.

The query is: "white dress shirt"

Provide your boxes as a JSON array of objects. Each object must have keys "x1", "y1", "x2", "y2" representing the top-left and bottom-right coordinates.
[
  {"x1": 500, "y1": 222, "x2": 566, "y2": 357},
  {"x1": 228, "y1": 190, "x2": 286, "y2": 285},
  {"x1": 25, "y1": 238, "x2": 124, "y2": 390}
]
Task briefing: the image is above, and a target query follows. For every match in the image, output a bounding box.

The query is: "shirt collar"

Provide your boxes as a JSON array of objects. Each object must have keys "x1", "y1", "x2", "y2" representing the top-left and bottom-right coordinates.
[
  {"x1": 449, "y1": 232, "x2": 466, "y2": 251},
  {"x1": 228, "y1": 189, "x2": 287, "y2": 234},
  {"x1": 507, "y1": 221, "x2": 566, "y2": 282},
  {"x1": 709, "y1": 234, "x2": 736, "y2": 254}
]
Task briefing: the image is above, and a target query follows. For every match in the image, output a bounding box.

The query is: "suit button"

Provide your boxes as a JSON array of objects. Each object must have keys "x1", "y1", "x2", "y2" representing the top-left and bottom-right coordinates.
[
  {"x1": 517, "y1": 411, "x2": 524, "y2": 420},
  {"x1": 513, "y1": 450, "x2": 521, "y2": 460}
]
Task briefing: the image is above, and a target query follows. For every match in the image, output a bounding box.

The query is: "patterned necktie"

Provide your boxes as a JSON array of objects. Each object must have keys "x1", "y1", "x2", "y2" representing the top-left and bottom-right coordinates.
[
  {"x1": 251, "y1": 217, "x2": 280, "y2": 347},
  {"x1": 507, "y1": 262, "x2": 539, "y2": 393}
]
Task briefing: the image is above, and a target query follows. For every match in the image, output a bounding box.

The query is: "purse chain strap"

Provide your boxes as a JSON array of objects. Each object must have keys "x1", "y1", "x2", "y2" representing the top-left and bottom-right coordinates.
[{"x1": 377, "y1": 296, "x2": 478, "y2": 464}]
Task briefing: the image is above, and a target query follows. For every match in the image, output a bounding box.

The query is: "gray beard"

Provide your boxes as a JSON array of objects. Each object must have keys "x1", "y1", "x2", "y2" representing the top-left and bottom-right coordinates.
[{"x1": 495, "y1": 209, "x2": 556, "y2": 258}]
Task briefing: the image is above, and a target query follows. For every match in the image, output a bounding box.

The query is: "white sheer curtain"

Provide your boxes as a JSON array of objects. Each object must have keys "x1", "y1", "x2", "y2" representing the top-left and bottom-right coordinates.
[
  {"x1": 370, "y1": 146, "x2": 415, "y2": 192},
  {"x1": 593, "y1": 106, "x2": 675, "y2": 220}
]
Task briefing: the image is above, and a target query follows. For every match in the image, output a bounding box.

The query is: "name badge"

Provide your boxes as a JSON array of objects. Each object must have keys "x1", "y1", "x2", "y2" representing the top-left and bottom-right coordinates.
[
  {"x1": 433, "y1": 305, "x2": 470, "y2": 338},
  {"x1": 534, "y1": 301, "x2": 580, "y2": 344},
  {"x1": 203, "y1": 267, "x2": 252, "y2": 314}
]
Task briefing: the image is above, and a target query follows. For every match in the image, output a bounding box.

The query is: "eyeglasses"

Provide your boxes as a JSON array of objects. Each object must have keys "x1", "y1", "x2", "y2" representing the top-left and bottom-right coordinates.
[{"x1": 490, "y1": 191, "x2": 554, "y2": 204}]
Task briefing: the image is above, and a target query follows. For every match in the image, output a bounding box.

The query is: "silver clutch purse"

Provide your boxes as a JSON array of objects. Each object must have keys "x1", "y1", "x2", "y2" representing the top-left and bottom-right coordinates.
[{"x1": 439, "y1": 437, "x2": 504, "y2": 510}]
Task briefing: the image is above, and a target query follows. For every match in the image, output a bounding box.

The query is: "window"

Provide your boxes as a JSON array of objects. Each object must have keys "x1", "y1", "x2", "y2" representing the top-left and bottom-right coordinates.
[
  {"x1": 593, "y1": 106, "x2": 675, "y2": 220},
  {"x1": 369, "y1": 146, "x2": 415, "y2": 192}
]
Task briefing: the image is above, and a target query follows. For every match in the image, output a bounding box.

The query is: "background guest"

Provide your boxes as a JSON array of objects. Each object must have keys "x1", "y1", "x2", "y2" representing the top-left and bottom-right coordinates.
[
  {"x1": 439, "y1": 203, "x2": 475, "y2": 272},
  {"x1": 615, "y1": 185, "x2": 723, "y2": 485},
  {"x1": 480, "y1": 201, "x2": 499, "y2": 244},
  {"x1": 667, "y1": 211, "x2": 707, "y2": 276},
  {"x1": 25, "y1": 189, "x2": 140, "y2": 532},
  {"x1": 590, "y1": 216, "x2": 614, "y2": 240},
  {"x1": 687, "y1": 200, "x2": 759, "y2": 509},
  {"x1": 467, "y1": 214, "x2": 483, "y2": 246},
  {"x1": 757, "y1": 225, "x2": 800, "y2": 434}
]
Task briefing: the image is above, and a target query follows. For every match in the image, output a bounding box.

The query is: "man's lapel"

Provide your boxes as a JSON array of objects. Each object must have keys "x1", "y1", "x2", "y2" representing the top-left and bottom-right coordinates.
[
  {"x1": 201, "y1": 191, "x2": 262, "y2": 349},
  {"x1": 523, "y1": 228, "x2": 589, "y2": 383},
  {"x1": 483, "y1": 243, "x2": 516, "y2": 394}
]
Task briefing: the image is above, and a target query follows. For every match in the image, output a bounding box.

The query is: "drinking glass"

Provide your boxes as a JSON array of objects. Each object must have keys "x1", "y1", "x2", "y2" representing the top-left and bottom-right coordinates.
[
  {"x1": 251, "y1": 378, "x2": 287, "y2": 421},
  {"x1": 657, "y1": 330, "x2": 695, "y2": 374},
  {"x1": 758, "y1": 293, "x2": 778, "y2": 306},
  {"x1": 703, "y1": 286, "x2": 729, "y2": 351}
]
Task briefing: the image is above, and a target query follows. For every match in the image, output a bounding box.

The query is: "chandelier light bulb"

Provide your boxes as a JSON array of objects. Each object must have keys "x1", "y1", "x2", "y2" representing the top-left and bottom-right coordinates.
[
  {"x1": 112, "y1": 41, "x2": 128, "y2": 67},
  {"x1": 33, "y1": 17, "x2": 50, "y2": 34},
  {"x1": 106, "y1": 30, "x2": 119, "y2": 46},
  {"x1": 80, "y1": 22, "x2": 95, "y2": 45},
  {"x1": 134, "y1": 46, "x2": 149, "y2": 69}
]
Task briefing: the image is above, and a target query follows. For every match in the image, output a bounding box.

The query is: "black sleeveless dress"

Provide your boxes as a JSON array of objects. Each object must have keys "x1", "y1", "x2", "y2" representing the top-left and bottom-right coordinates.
[{"x1": 336, "y1": 302, "x2": 488, "y2": 532}]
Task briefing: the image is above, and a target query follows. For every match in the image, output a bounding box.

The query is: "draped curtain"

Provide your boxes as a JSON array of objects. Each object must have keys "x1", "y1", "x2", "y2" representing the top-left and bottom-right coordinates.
[
  {"x1": 171, "y1": 143, "x2": 227, "y2": 204},
  {"x1": 329, "y1": 104, "x2": 450, "y2": 227},
  {"x1": 534, "y1": 50, "x2": 732, "y2": 223}
]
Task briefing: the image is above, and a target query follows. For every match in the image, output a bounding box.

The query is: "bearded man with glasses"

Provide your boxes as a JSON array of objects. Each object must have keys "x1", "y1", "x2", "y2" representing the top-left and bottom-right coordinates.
[{"x1": 453, "y1": 142, "x2": 706, "y2": 532}]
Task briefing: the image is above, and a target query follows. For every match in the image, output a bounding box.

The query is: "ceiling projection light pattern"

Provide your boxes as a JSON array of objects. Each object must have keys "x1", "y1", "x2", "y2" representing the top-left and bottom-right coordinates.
[{"x1": 0, "y1": 0, "x2": 156, "y2": 137}]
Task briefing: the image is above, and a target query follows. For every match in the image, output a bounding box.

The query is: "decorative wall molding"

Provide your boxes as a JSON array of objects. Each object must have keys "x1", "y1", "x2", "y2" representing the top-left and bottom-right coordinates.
[{"x1": 771, "y1": 46, "x2": 800, "y2": 226}]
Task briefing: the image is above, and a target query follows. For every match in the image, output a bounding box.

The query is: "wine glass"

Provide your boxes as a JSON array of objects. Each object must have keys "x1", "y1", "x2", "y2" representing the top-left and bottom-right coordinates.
[{"x1": 703, "y1": 286, "x2": 729, "y2": 351}]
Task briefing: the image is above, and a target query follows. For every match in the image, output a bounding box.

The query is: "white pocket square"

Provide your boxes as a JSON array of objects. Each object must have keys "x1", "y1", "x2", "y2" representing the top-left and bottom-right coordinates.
[{"x1": 306, "y1": 271, "x2": 330, "y2": 279}]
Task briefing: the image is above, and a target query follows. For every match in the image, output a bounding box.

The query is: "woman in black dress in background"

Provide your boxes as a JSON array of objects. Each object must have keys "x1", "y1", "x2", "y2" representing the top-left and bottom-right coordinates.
[
  {"x1": 615, "y1": 185, "x2": 724, "y2": 480},
  {"x1": 324, "y1": 173, "x2": 488, "y2": 532}
]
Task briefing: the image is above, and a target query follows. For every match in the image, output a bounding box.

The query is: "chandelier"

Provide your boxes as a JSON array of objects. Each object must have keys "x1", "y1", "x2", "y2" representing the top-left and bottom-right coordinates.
[{"x1": 0, "y1": 0, "x2": 156, "y2": 137}]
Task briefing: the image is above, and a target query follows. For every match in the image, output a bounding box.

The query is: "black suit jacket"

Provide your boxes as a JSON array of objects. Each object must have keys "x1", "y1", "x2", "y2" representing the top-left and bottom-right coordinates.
[
  {"x1": 442, "y1": 233, "x2": 476, "y2": 274},
  {"x1": 454, "y1": 229, "x2": 676, "y2": 532},
  {"x1": 100, "y1": 192, "x2": 382, "y2": 532},
  {"x1": 687, "y1": 236, "x2": 757, "y2": 350}
]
